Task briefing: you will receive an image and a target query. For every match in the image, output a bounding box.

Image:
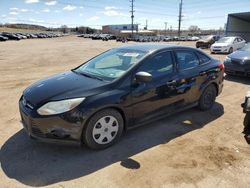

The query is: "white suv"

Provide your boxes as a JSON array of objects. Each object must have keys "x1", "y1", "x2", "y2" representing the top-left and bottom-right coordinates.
[{"x1": 210, "y1": 36, "x2": 246, "y2": 54}]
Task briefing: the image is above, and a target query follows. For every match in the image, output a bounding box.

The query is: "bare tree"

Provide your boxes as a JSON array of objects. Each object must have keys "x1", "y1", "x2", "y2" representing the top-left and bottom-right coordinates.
[
  {"x1": 189, "y1": 25, "x2": 200, "y2": 33},
  {"x1": 60, "y1": 25, "x2": 69, "y2": 33}
]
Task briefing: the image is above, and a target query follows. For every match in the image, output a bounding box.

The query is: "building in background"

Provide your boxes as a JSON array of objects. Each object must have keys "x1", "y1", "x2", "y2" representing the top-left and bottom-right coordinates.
[
  {"x1": 102, "y1": 24, "x2": 139, "y2": 35},
  {"x1": 226, "y1": 12, "x2": 250, "y2": 42}
]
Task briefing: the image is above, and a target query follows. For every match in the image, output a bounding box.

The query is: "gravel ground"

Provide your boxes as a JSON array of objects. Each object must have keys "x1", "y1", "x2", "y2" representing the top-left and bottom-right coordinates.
[{"x1": 0, "y1": 36, "x2": 249, "y2": 188}]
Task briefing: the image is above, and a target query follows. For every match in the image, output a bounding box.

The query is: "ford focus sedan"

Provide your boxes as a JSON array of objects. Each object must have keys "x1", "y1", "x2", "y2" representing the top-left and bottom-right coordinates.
[{"x1": 19, "y1": 44, "x2": 224, "y2": 149}]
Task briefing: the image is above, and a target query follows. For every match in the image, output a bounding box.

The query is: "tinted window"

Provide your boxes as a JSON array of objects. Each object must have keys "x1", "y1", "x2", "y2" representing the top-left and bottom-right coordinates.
[
  {"x1": 175, "y1": 51, "x2": 199, "y2": 70},
  {"x1": 196, "y1": 52, "x2": 210, "y2": 64},
  {"x1": 137, "y1": 51, "x2": 173, "y2": 78},
  {"x1": 237, "y1": 38, "x2": 243, "y2": 42}
]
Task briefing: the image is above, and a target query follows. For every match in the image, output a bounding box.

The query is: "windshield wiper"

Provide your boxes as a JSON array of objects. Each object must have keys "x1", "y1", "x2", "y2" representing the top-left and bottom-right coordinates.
[{"x1": 72, "y1": 69, "x2": 104, "y2": 81}]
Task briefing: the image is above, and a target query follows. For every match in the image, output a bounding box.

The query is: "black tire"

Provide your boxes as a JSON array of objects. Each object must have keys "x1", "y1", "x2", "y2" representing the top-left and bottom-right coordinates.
[
  {"x1": 228, "y1": 47, "x2": 233, "y2": 54},
  {"x1": 83, "y1": 109, "x2": 124, "y2": 149},
  {"x1": 198, "y1": 84, "x2": 217, "y2": 111}
]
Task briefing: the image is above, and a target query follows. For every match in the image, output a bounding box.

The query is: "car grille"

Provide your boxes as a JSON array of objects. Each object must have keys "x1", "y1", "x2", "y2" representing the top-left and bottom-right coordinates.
[{"x1": 30, "y1": 119, "x2": 46, "y2": 138}]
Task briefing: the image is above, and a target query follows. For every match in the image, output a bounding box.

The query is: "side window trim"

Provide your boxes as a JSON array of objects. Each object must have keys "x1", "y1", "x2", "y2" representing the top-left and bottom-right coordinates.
[
  {"x1": 195, "y1": 51, "x2": 211, "y2": 65},
  {"x1": 174, "y1": 49, "x2": 200, "y2": 71},
  {"x1": 134, "y1": 50, "x2": 175, "y2": 80}
]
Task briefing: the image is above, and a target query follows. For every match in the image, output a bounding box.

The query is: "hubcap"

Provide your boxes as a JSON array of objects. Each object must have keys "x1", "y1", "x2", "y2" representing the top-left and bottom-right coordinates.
[
  {"x1": 92, "y1": 116, "x2": 119, "y2": 144},
  {"x1": 204, "y1": 90, "x2": 214, "y2": 107}
]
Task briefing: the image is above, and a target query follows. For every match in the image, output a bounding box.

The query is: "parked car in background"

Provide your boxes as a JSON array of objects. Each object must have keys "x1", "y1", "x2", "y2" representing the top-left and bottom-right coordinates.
[
  {"x1": 1, "y1": 32, "x2": 21, "y2": 40},
  {"x1": 163, "y1": 36, "x2": 172, "y2": 42},
  {"x1": 211, "y1": 36, "x2": 246, "y2": 54},
  {"x1": 19, "y1": 44, "x2": 224, "y2": 149},
  {"x1": 0, "y1": 35, "x2": 8, "y2": 41},
  {"x1": 196, "y1": 35, "x2": 220, "y2": 48},
  {"x1": 224, "y1": 43, "x2": 250, "y2": 77},
  {"x1": 191, "y1": 36, "x2": 200, "y2": 41}
]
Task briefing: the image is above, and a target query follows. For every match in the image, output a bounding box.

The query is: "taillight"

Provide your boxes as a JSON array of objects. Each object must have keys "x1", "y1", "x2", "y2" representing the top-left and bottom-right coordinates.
[{"x1": 218, "y1": 63, "x2": 224, "y2": 71}]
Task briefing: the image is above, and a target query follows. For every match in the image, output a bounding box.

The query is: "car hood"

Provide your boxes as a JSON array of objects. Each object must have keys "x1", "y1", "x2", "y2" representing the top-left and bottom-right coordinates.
[
  {"x1": 23, "y1": 71, "x2": 109, "y2": 106},
  {"x1": 212, "y1": 43, "x2": 229, "y2": 47},
  {"x1": 197, "y1": 39, "x2": 209, "y2": 43},
  {"x1": 229, "y1": 50, "x2": 250, "y2": 60}
]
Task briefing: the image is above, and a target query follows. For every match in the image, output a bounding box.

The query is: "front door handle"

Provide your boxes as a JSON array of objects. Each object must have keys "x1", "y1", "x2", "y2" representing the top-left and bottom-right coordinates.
[
  {"x1": 167, "y1": 80, "x2": 176, "y2": 85},
  {"x1": 199, "y1": 71, "x2": 206, "y2": 76}
]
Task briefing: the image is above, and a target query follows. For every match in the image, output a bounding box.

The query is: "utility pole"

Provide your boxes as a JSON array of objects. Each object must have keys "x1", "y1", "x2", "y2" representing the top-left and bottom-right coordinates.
[
  {"x1": 178, "y1": 0, "x2": 183, "y2": 37},
  {"x1": 164, "y1": 22, "x2": 168, "y2": 36},
  {"x1": 130, "y1": 0, "x2": 135, "y2": 39}
]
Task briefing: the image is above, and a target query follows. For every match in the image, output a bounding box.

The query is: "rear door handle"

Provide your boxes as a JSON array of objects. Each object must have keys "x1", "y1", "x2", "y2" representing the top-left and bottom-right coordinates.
[
  {"x1": 167, "y1": 80, "x2": 176, "y2": 85},
  {"x1": 199, "y1": 71, "x2": 206, "y2": 76}
]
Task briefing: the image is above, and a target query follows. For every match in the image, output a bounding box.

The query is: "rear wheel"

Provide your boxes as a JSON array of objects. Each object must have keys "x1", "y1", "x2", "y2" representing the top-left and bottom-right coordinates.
[
  {"x1": 198, "y1": 85, "x2": 217, "y2": 111},
  {"x1": 83, "y1": 109, "x2": 124, "y2": 149}
]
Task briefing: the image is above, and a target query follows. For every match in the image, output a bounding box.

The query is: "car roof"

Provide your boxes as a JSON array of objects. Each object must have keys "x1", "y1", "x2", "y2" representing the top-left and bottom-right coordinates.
[{"x1": 115, "y1": 44, "x2": 195, "y2": 53}]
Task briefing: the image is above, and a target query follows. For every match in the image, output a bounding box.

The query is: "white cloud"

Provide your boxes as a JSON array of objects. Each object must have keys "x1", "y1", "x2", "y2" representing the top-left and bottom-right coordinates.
[
  {"x1": 25, "y1": 0, "x2": 39, "y2": 4},
  {"x1": 10, "y1": 7, "x2": 19, "y2": 11},
  {"x1": 63, "y1": 5, "x2": 77, "y2": 11},
  {"x1": 105, "y1": 6, "x2": 117, "y2": 10},
  {"x1": 1, "y1": 14, "x2": 7, "y2": 17},
  {"x1": 79, "y1": 13, "x2": 83, "y2": 17},
  {"x1": 9, "y1": 12, "x2": 19, "y2": 15},
  {"x1": 87, "y1": 16, "x2": 99, "y2": 21},
  {"x1": 29, "y1": 18, "x2": 36, "y2": 22},
  {"x1": 42, "y1": 9, "x2": 50, "y2": 12},
  {"x1": 9, "y1": 8, "x2": 29, "y2": 13},
  {"x1": 79, "y1": 6, "x2": 84, "y2": 9},
  {"x1": 102, "y1": 10, "x2": 129, "y2": 17},
  {"x1": 45, "y1": 1, "x2": 57, "y2": 6},
  {"x1": 20, "y1": 9, "x2": 28, "y2": 12},
  {"x1": 54, "y1": 10, "x2": 61, "y2": 13}
]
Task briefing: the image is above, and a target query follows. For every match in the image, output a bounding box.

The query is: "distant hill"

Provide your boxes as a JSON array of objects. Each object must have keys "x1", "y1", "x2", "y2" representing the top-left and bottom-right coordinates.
[{"x1": 4, "y1": 23, "x2": 47, "y2": 31}]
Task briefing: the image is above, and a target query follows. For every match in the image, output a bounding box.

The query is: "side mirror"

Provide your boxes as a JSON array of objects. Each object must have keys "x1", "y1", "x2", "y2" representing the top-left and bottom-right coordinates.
[{"x1": 135, "y1": 71, "x2": 152, "y2": 83}]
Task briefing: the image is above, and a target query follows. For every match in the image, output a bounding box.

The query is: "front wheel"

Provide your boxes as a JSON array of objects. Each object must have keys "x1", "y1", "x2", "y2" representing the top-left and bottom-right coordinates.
[
  {"x1": 198, "y1": 85, "x2": 217, "y2": 111},
  {"x1": 228, "y1": 47, "x2": 233, "y2": 54},
  {"x1": 83, "y1": 109, "x2": 124, "y2": 149}
]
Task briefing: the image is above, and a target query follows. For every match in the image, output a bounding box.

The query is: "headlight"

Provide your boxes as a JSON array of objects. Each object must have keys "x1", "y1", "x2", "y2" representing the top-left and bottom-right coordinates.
[
  {"x1": 224, "y1": 56, "x2": 231, "y2": 63},
  {"x1": 37, "y1": 97, "x2": 85, "y2": 115}
]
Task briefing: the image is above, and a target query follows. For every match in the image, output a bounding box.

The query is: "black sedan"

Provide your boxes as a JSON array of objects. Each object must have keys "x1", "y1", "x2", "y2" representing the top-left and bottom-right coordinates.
[
  {"x1": 0, "y1": 35, "x2": 8, "y2": 41},
  {"x1": 19, "y1": 44, "x2": 224, "y2": 149},
  {"x1": 224, "y1": 43, "x2": 250, "y2": 77}
]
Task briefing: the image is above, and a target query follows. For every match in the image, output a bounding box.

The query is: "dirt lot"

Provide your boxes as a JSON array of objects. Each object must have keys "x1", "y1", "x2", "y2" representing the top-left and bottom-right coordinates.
[{"x1": 0, "y1": 36, "x2": 249, "y2": 188}]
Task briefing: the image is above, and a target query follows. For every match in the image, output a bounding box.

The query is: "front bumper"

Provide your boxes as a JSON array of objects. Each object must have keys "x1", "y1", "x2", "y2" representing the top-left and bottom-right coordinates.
[
  {"x1": 19, "y1": 98, "x2": 85, "y2": 145},
  {"x1": 210, "y1": 47, "x2": 229, "y2": 53},
  {"x1": 225, "y1": 63, "x2": 250, "y2": 77}
]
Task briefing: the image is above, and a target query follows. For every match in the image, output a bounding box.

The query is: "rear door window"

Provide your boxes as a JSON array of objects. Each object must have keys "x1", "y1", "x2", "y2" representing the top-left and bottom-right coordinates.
[
  {"x1": 196, "y1": 52, "x2": 211, "y2": 64},
  {"x1": 175, "y1": 51, "x2": 199, "y2": 71}
]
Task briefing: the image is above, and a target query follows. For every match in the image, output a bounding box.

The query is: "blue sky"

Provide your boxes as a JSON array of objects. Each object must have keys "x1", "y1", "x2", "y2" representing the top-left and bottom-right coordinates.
[{"x1": 1, "y1": 0, "x2": 250, "y2": 30}]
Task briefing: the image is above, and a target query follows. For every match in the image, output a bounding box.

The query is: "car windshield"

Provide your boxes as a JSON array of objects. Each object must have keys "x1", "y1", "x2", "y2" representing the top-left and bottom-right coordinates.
[
  {"x1": 74, "y1": 49, "x2": 147, "y2": 81},
  {"x1": 217, "y1": 37, "x2": 234, "y2": 43},
  {"x1": 240, "y1": 43, "x2": 250, "y2": 52}
]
